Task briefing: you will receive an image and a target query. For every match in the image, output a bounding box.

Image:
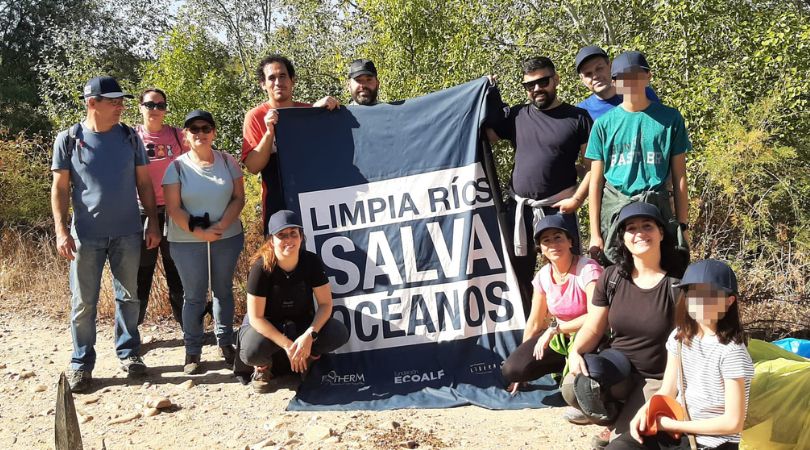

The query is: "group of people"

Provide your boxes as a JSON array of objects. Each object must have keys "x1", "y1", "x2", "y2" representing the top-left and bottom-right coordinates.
[
  {"x1": 50, "y1": 45, "x2": 753, "y2": 450},
  {"x1": 489, "y1": 48, "x2": 753, "y2": 450}
]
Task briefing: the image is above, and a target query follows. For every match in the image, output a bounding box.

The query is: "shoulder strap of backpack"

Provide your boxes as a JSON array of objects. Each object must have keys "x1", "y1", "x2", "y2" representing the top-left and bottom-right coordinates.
[
  {"x1": 605, "y1": 265, "x2": 622, "y2": 307},
  {"x1": 119, "y1": 123, "x2": 140, "y2": 156},
  {"x1": 66, "y1": 123, "x2": 82, "y2": 160},
  {"x1": 172, "y1": 127, "x2": 183, "y2": 150},
  {"x1": 667, "y1": 277, "x2": 682, "y2": 305}
]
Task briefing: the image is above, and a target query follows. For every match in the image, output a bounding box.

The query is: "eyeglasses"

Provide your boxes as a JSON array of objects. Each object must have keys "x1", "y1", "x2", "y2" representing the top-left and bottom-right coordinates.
[
  {"x1": 521, "y1": 75, "x2": 553, "y2": 91},
  {"x1": 188, "y1": 125, "x2": 214, "y2": 134},
  {"x1": 141, "y1": 101, "x2": 168, "y2": 110}
]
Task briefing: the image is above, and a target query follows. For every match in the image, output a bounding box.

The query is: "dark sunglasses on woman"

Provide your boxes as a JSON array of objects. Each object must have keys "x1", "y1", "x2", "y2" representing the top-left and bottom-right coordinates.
[{"x1": 141, "y1": 101, "x2": 168, "y2": 111}]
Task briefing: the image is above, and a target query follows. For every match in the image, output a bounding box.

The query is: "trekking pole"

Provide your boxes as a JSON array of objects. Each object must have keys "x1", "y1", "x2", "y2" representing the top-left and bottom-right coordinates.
[{"x1": 207, "y1": 241, "x2": 212, "y2": 303}]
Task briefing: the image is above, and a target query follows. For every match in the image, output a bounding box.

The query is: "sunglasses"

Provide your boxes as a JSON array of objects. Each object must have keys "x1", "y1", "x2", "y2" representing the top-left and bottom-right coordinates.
[
  {"x1": 141, "y1": 101, "x2": 168, "y2": 110},
  {"x1": 188, "y1": 124, "x2": 214, "y2": 134},
  {"x1": 521, "y1": 75, "x2": 553, "y2": 91}
]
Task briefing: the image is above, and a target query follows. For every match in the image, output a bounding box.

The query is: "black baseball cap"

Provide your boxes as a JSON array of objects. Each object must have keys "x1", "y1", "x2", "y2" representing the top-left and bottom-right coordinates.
[
  {"x1": 267, "y1": 210, "x2": 303, "y2": 235},
  {"x1": 616, "y1": 202, "x2": 665, "y2": 228},
  {"x1": 675, "y1": 259, "x2": 738, "y2": 294},
  {"x1": 348, "y1": 59, "x2": 377, "y2": 79},
  {"x1": 611, "y1": 51, "x2": 650, "y2": 78},
  {"x1": 534, "y1": 214, "x2": 573, "y2": 242},
  {"x1": 575, "y1": 46, "x2": 609, "y2": 73},
  {"x1": 183, "y1": 109, "x2": 216, "y2": 128},
  {"x1": 81, "y1": 76, "x2": 134, "y2": 99}
]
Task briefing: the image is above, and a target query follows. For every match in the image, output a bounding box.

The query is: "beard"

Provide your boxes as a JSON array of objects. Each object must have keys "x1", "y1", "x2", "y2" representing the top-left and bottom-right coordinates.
[
  {"x1": 530, "y1": 90, "x2": 556, "y2": 109},
  {"x1": 353, "y1": 88, "x2": 379, "y2": 105}
]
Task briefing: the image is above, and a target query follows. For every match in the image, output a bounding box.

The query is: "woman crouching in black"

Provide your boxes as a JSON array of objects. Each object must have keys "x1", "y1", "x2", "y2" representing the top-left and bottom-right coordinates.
[{"x1": 236, "y1": 210, "x2": 349, "y2": 393}]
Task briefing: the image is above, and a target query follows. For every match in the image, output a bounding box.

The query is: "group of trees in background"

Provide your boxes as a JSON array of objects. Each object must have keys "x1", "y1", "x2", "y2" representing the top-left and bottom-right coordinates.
[{"x1": 1, "y1": 0, "x2": 807, "y2": 333}]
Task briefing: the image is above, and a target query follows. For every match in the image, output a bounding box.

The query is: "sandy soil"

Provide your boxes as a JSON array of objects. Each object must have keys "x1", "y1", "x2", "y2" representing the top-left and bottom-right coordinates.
[{"x1": 0, "y1": 311, "x2": 601, "y2": 449}]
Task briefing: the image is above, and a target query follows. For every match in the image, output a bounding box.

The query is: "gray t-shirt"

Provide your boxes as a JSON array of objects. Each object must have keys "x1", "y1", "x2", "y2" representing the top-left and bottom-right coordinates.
[
  {"x1": 666, "y1": 329, "x2": 754, "y2": 447},
  {"x1": 51, "y1": 123, "x2": 148, "y2": 239},
  {"x1": 162, "y1": 151, "x2": 243, "y2": 243}
]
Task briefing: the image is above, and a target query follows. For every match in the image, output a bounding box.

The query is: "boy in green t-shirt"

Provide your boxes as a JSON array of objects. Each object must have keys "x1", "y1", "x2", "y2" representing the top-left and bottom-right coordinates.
[{"x1": 584, "y1": 51, "x2": 691, "y2": 266}]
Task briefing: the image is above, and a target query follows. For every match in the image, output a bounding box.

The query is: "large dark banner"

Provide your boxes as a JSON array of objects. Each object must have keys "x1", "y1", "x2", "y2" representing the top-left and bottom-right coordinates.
[{"x1": 275, "y1": 78, "x2": 561, "y2": 410}]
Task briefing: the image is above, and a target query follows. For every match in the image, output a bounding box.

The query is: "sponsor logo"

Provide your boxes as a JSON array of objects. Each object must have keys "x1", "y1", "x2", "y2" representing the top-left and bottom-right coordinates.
[
  {"x1": 321, "y1": 370, "x2": 365, "y2": 386},
  {"x1": 469, "y1": 362, "x2": 499, "y2": 375},
  {"x1": 393, "y1": 369, "x2": 445, "y2": 384}
]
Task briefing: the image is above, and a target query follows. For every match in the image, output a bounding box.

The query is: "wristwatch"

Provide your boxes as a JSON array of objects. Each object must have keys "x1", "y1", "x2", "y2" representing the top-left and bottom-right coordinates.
[
  {"x1": 310, "y1": 329, "x2": 319, "y2": 341},
  {"x1": 549, "y1": 318, "x2": 560, "y2": 335}
]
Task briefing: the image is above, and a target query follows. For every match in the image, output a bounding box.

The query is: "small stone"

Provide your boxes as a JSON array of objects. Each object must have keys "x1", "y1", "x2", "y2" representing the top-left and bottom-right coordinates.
[
  {"x1": 284, "y1": 439, "x2": 301, "y2": 446},
  {"x1": 325, "y1": 436, "x2": 341, "y2": 444},
  {"x1": 106, "y1": 412, "x2": 141, "y2": 425},
  {"x1": 399, "y1": 441, "x2": 418, "y2": 449},
  {"x1": 144, "y1": 395, "x2": 172, "y2": 409},
  {"x1": 29, "y1": 384, "x2": 47, "y2": 393},
  {"x1": 142, "y1": 407, "x2": 159, "y2": 417},
  {"x1": 285, "y1": 430, "x2": 296, "y2": 438},
  {"x1": 177, "y1": 380, "x2": 194, "y2": 390},
  {"x1": 303, "y1": 425, "x2": 332, "y2": 442},
  {"x1": 142, "y1": 382, "x2": 152, "y2": 389},
  {"x1": 391, "y1": 421, "x2": 401, "y2": 429},
  {"x1": 0, "y1": 363, "x2": 6, "y2": 370},
  {"x1": 263, "y1": 419, "x2": 287, "y2": 431},
  {"x1": 249, "y1": 437, "x2": 275, "y2": 449},
  {"x1": 40, "y1": 408, "x2": 55, "y2": 416},
  {"x1": 142, "y1": 335, "x2": 155, "y2": 345},
  {"x1": 81, "y1": 395, "x2": 101, "y2": 405},
  {"x1": 79, "y1": 414, "x2": 93, "y2": 424},
  {"x1": 19, "y1": 370, "x2": 34, "y2": 379}
]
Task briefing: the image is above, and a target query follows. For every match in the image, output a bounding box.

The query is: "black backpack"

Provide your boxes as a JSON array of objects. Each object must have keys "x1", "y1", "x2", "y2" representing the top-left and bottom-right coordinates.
[{"x1": 64, "y1": 122, "x2": 140, "y2": 164}]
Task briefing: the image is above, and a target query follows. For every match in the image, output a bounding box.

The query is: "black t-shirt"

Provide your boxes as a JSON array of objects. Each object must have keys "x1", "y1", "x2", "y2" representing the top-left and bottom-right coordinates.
[
  {"x1": 493, "y1": 102, "x2": 592, "y2": 199},
  {"x1": 246, "y1": 250, "x2": 329, "y2": 325},
  {"x1": 592, "y1": 266, "x2": 676, "y2": 379}
]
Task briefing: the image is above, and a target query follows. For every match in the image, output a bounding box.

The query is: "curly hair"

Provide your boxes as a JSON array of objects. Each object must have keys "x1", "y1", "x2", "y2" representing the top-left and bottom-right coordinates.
[
  {"x1": 613, "y1": 220, "x2": 684, "y2": 279},
  {"x1": 256, "y1": 54, "x2": 296, "y2": 84}
]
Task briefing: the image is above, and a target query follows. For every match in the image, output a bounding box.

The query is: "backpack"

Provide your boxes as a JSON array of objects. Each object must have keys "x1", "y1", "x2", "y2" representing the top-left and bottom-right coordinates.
[
  {"x1": 65, "y1": 122, "x2": 140, "y2": 164},
  {"x1": 604, "y1": 265, "x2": 681, "y2": 307}
]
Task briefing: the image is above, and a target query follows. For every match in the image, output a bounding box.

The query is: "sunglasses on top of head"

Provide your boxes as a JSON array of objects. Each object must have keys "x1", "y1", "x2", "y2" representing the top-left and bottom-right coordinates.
[
  {"x1": 141, "y1": 101, "x2": 168, "y2": 110},
  {"x1": 521, "y1": 75, "x2": 553, "y2": 91}
]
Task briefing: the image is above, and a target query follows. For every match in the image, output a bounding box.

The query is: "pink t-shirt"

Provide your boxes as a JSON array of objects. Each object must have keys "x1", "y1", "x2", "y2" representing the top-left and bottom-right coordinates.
[
  {"x1": 531, "y1": 257, "x2": 603, "y2": 321},
  {"x1": 136, "y1": 125, "x2": 188, "y2": 206}
]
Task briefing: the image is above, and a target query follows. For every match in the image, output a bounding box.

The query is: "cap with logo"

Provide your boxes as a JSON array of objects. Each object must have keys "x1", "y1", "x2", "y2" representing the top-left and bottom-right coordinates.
[
  {"x1": 616, "y1": 202, "x2": 665, "y2": 228},
  {"x1": 611, "y1": 51, "x2": 650, "y2": 78},
  {"x1": 348, "y1": 59, "x2": 378, "y2": 79},
  {"x1": 183, "y1": 109, "x2": 216, "y2": 128},
  {"x1": 675, "y1": 259, "x2": 738, "y2": 294},
  {"x1": 81, "y1": 76, "x2": 134, "y2": 99},
  {"x1": 574, "y1": 46, "x2": 609, "y2": 73},
  {"x1": 267, "y1": 210, "x2": 303, "y2": 236}
]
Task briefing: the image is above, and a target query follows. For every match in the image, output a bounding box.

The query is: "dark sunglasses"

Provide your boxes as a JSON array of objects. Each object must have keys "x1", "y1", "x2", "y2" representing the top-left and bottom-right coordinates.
[
  {"x1": 188, "y1": 124, "x2": 214, "y2": 134},
  {"x1": 521, "y1": 75, "x2": 553, "y2": 91},
  {"x1": 141, "y1": 101, "x2": 168, "y2": 110}
]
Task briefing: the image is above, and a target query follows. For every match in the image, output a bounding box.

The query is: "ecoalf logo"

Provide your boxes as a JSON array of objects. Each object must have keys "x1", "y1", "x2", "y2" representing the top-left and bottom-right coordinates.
[
  {"x1": 393, "y1": 369, "x2": 445, "y2": 384},
  {"x1": 321, "y1": 370, "x2": 365, "y2": 386},
  {"x1": 469, "y1": 362, "x2": 499, "y2": 375}
]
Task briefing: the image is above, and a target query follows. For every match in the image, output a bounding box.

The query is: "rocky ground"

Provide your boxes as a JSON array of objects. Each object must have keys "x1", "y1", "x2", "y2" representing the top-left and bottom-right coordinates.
[{"x1": 0, "y1": 311, "x2": 600, "y2": 449}]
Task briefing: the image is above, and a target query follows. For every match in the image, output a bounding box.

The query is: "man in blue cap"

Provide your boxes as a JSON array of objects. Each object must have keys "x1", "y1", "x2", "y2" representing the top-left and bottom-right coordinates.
[
  {"x1": 584, "y1": 52, "x2": 691, "y2": 267},
  {"x1": 51, "y1": 75, "x2": 161, "y2": 392},
  {"x1": 574, "y1": 46, "x2": 660, "y2": 121}
]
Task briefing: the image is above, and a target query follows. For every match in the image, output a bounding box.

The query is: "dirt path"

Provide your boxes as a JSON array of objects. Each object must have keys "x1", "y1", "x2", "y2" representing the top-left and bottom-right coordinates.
[{"x1": 0, "y1": 311, "x2": 600, "y2": 449}]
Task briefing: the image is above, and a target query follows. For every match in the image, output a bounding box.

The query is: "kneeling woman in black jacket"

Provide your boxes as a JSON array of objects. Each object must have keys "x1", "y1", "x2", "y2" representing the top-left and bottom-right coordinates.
[{"x1": 237, "y1": 210, "x2": 349, "y2": 393}]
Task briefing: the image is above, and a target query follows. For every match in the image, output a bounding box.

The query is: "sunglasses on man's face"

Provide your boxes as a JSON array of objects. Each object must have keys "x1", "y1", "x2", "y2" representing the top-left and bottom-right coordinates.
[
  {"x1": 521, "y1": 75, "x2": 553, "y2": 91},
  {"x1": 188, "y1": 125, "x2": 214, "y2": 134},
  {"x1": 141, "y1": 101, "x2": 168, "y2": 110}
]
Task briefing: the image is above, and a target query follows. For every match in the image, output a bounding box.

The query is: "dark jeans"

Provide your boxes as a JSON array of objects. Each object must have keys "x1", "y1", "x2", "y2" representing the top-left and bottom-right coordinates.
[
  {"x1": 137, "y1": 211, "x2": 184, "y2": 325},
  {"x1": 501, "y1": 333, "x2": 566, "y2": 383},
  {"x1": 607, "y1": 432, "x2": 739, "y2": 450},
  {"x1": 506, "y1": 199, "x2": 581, "y2": 315},
  {"x1": 237, "y1": 318, "x2": 350, "y2": 368}
]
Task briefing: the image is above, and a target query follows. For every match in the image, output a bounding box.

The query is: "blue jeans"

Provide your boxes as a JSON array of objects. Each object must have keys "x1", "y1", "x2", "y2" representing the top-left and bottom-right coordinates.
[
  {"x1": 69, "y1": 232, "x2": 142, "y2": 371},
  {"x1": 170, "y1": 233, "x2": 244, "y2": 355}
]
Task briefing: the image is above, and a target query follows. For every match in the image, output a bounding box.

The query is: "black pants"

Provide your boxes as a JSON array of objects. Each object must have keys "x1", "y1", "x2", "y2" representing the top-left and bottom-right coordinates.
[
  {"x1": 137, "y1": 211, "x2": 184, "y2": 325},
  {"x1": 607, "y1": 432, "x2": 739, "y2": 450},
  {"x1": 237, "y1": 318, "x2": 349, "y2": 368},
  {"x1": 501, "y1": 333, "x2": 566, "y2": 383}
]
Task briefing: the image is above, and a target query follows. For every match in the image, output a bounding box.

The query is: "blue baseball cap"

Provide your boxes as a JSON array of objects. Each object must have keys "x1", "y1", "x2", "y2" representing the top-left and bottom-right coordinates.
[
  {"x1": 611, "y1": 51, "x2": 650, "y2": 78},
  {"x1": 676, "y1": 259, "x2": 738, "y2": 294},
  {"x1": 267, "y1": 210, "x2": 303, "y2": 235},
  {"x1": 575, "y1": 46, "x2": 609, "y2": 73},
  {"x1": 534, "y1": 214, "x2": 574, "y2": 242},
  {"x1": 616, "y1": 202, "x2": 665, "y2": 228},
  {"x1": 81, "y1": 76, "x2": 134, "y2": 99},
  {"x1": 183, "y1": 109, "x2": 216, "y2": 128}
]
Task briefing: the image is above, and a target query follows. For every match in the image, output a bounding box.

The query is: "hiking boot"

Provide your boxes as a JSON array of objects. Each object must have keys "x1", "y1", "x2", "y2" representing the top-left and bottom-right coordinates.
[
  {"x1": 67, "y1": 369, "x2": 92, "y2": 393},
  {"x1": 120, "y1": 356, "x2": 147, "y2": 376},
  {"x1": 562, "y1": 406, "x2": 591, "y2": 425},
  {"x1": 252, "y1": 365, "x2": 274, "y2": 394},
  {"x1": 590, "y1": 427, "x2": 612, "y2": 450},
  {"x1": 218, "y1": 345, "x2": 236, "y2": 366},
  {"x1": 183, "y1": 354, "x2": 202, "y2": 375}
]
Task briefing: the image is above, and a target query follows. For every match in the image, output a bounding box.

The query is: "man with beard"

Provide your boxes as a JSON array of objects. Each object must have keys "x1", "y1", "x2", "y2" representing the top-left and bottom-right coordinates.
[
  {"x1": 347, "y1": 59, "x2": 380, "y2": 105},
  {"x1": 575, "y1": 46, "x2": 659, "y2": 121},
  {"x1": 242, "y1": 54, "x2": 340, "y2": 235},
  {"x1": 487, "y1": 57, "x2": 593, "y2": 314}
]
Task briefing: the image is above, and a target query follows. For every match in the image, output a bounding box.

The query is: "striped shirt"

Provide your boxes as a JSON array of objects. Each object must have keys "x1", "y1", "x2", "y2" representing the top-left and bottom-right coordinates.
[{"x1": 666, "y1": 329, "x2": 754, "y2": 448}]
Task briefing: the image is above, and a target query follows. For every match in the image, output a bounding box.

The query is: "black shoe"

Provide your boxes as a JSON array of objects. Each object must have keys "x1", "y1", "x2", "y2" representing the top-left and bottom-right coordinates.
[
  {"x1": 218, "y1": 345, "x2": 236, "y2": 366},
  {"x1": 183, "y1": 354, "x2": 202, "y2": 375},
  {"x1": 67, "y1": 369, "x2": 92, "y2": 393},
  {"x1": 120, "y1": 356, "x2": 147, "y2": 377}
]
